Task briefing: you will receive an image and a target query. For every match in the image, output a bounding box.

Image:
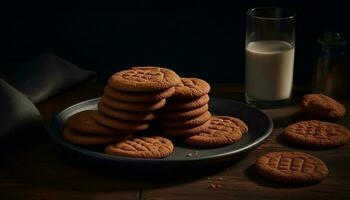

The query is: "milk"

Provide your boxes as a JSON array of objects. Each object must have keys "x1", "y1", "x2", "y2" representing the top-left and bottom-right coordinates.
[{"x1": 246, "y1": 40, "x2": 295, "y2": 101}]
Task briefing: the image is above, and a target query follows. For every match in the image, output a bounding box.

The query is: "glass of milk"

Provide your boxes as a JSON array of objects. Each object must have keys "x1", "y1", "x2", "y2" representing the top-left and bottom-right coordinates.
[{"x1": 245, "y1": 7, "x2": 295, "y2": 108}]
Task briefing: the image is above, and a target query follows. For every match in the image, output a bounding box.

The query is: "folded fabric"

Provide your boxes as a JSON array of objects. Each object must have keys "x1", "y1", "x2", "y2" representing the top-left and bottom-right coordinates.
[{"x1": 1, "y1": 53, "x2": 96, "y2": 103}]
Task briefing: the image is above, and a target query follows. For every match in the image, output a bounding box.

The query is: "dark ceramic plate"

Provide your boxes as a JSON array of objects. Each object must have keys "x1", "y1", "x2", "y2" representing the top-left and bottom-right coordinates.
[{"x1": 49, "y1": 98, "x2": 273, "y2": 169}]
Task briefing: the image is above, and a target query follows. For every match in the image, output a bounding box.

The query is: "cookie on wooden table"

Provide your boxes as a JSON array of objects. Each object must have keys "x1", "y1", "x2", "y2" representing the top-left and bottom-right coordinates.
[
  {"x1": 164, "y1": 94, "x2": 210, "y2": 111},
  {"x1": 256, "y1": 151, "x2": 329, "y2": 185},
  {"x1": 63, "y1": 127, "x2": 126, "y2": 145},
  {"x1": 108, "y1": 67, "x2": 181, "y2": 92},
  {"x1": 184, "y1": 116, "x2": 248, "y2": 147},
  {"x1": 105, "y1": 136, "x2": 174, "y2": 158},
  {"x1": 171, "y1": 78, "x2": 211, "y2": 99},
  {"x1": 98, "y1": 102, "x2": 157, "y2": 121},
  {"x1": 284, "y1": 120, "x2": 350, "y2": 149},
  {"x1": 301, "y1": 93, "x2": 346, "y2": 121},
  {"x1": 94, "y1": 113, "x2": 150, "y2": 131},
  {"x1": 160, "y1": 111, "x2": 211, "y2": 129},
  {"x1": 100, "y1": 95, "x2": 166, "y2": 112},
  {"x1": 67, "y1": 110, "x2": 133, "y2": 135},
  {"x1": 104, "y1": 85, "x2": 175, "y2": 102}
]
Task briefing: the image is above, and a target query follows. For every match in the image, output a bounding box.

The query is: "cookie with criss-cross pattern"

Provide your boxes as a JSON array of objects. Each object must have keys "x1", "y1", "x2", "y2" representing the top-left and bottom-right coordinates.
[
  {"x1": 301, "y1": 93, "x2": 346, "y2": 121},
  {"x1": 184, "y1": 116, "x2": 248, "y2": 147},
  {"x1": 100, "y1": 95, "x2": 166, "y2": 112},
  {"x1": 98, "y1": 102, "x2": 157, "y2": 121},
  {"x1": 94, "y1": 113, "x2": 150, "y2": 131},
  {"x1": 163, "y1": 120, "x2": 211, "y2": 136},
  {"x1": 164, "y1": 94, "x2": 210, "y2": 111},
  {"x1": 105, "y1": 136, "x2": 174, "y2": 158},
  {"x1": 171, "y1": 77, "x2": 210, "y2": 99},
  {"x1": 284, "y1": 120, "x2": 350, "y2": 149},
  {"x1": 159, "y1": 111, "x2": 211, "y2": 129},
  {"x1": 256, "y1": 151, "x2": 329, "y2": 185},
  {"x1": 160, "y1": 104, "x2": 209, "y2": 120},
  {"x1": 108, "y1": 67, "x2": 181, "y2": 92}
]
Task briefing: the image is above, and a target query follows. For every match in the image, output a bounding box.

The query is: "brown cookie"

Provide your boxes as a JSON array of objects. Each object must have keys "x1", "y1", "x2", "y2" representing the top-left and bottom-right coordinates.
[
  {"x1": 67, "y1": 110, "x2": 132, "y2": 135},
  {"x1": 171, "y1": 78, "x2": 210, "y2": 99},
  {"x1": 256, "y1": 151, "x2": 329, "y2": 185},
  {"x1": 98, "y1": 102, "x2": 157, "y2": 121},
  {"x1": 301, "y1": 93, "x2": 346, "y2": 121},
  {"x1": 100, "y1": 96, "x2": 166, "y2": 112},
  {"x1": 162, "y1": 120, "x2": 211, "y2": 136},
  {"x1": 160, "y1": 111, "x2": 211, "y2": 129},
  {"x1": 163, "y1": 94, "x2": 210, "y2": 111},
  {"x1": 161, "y1": 104, "x2": 208, "y2": 120},
  {"x1": 63, "y1": 127, "x2": 125, "y2": 145},
  {"x1": 94, "y1": 113, "x2": 150, "y2": 131},
  {"x1": 108, "y1": 67, "x2": 181, "y2": 92},
  {"x1": 184, "y1": 116, "x2": 247, "y2": 147},
  {"x1": 105, "y1": 136, "x2": 174, "y2": 158},
  {"x1": 104, "y1": 85, "x2": 175, "y2": 102},
  {"x1": 284, "y1": 120, "x2": 350, "y2": 149}
]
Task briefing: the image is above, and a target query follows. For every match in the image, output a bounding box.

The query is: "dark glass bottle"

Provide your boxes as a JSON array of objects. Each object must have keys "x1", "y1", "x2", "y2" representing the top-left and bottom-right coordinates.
[{"x1": 312, "y1": 32, "x2": 348, "y2": 98}]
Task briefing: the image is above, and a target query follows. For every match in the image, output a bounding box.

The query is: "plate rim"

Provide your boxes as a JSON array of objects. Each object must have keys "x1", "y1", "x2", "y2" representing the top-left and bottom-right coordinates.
[{"x1": 48, "y1": 97, "x2": 273, "y2": 163}]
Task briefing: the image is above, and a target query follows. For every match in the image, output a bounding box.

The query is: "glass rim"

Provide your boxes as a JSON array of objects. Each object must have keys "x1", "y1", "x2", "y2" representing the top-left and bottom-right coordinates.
[{"x1": 247, "y1": 7, "x2": 296, "y2": 20}]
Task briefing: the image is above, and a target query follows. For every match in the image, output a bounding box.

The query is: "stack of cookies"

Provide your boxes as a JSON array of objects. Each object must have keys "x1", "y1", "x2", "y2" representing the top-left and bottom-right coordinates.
[
  {"x1": 159, "y1": 78, "x2": 212, "y2": 137},
  {"x1": 94, "y1": 66, "x2": 181, "y2": 134}
]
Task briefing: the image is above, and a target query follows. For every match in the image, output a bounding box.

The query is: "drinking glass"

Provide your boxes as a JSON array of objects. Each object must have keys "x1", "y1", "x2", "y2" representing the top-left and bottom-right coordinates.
[{"x1": 245, "y1": 7, "x2": 295, "y2": 108}]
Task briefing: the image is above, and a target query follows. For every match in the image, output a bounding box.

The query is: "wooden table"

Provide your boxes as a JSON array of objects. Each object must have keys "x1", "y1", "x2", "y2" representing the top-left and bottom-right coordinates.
[{"x1": 1, "y1": 83, "x2": 349, "y2": 200}]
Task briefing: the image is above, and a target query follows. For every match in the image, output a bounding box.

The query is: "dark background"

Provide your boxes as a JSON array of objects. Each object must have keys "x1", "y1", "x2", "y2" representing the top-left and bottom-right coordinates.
[{"x1": 0, "y1": 0, "x2": 349, "y2": 84}]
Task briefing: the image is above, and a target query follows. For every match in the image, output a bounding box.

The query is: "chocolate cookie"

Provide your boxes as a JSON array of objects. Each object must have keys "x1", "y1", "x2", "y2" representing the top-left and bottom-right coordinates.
[
  {"x1": 100, "y1": 96, "x2": 166, "y2": 112},
  {"x1": 104, "y1": 85, "x2": 175, "y2": 102},
  {"x1": 256, "y1": 151, "x2": 329, "y2": 185},
  {"x1": 67, "y1": 110, "x2": 132, "y2": 135},
  {"x1": 98, "y1": 102, "x2": 157, "y2": 121},
  {"x1": 163, "y1": 120, "x2": 211, "y2": 136},
  {"x1": 161, "y1": 104, "x2": 209, "y2": 120},
  {"x1": 184, "y1": 116, "x2": 247, "y2": 147},
  {"x1": 108, "y1": 67, "x2": 181, "y2": 92},
  {"x1": 160, "y1": 111, "x2": 211, "y2": 129},
  {"x1": 164, "y1": 94, "x2": 210, "y2": 111},
  {"x1": 284, "y1": 120, "x2": 350, "y2": 149},
  {"x1": 105, "y1": 136, "x2": 174, "y2": 158},
  {"x1": 63, "y1": 127, "x2": 125, "y2": 145},
  {"x1": 301, "y1": 93, "x2": 346, "y2": 121},
  {"x1": 171, "y1": 78, "x2": 210, "y2": 99},
  {"x1": 94, "y1": 113, "x2": 150, "y2": 131}
]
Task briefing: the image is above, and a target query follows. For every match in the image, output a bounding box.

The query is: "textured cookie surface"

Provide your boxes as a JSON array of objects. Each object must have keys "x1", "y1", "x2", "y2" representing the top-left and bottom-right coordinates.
[
  {"x1": 105, "y1": 136, "x2": 174, "y2": 158},
  {"x1": 163, "y1": 120, "x2": 211, "y2": 136},
  {"x1": 94, "y1": 113, "x2": 150, "y2": 131},
  {"x1": 98, "y1": 102, "x2": 157, "y2": 121},
  {"x1": 108, "y1": 67, "x2": 181, "y2": 92},
  {"x1": 164, "y1": 94, "x2": 210, "y2": 111},
  {"x1": 256, "y1": 151, "x2": 329, "y2": 185},
  {"x1": 67, "y1": 110, "x2": 131, "y2": 135},
  {"x1": 184, "y1": 116, "x2": 247, "y2": 147},
  {"x1": 63, "y1": 128, "x2": 124, "y2": 145},
  {"x1": 284, "y1": 120, "x2": 350, "y2": 149},
  {"x1": 101, "y1": 96, "x2": 166, "y2": 112},
  {"x1": 161, "y1": 104, "x2": 208, "y2": 120},
  {"x1": 171, "y1": 78, "x2": 210, "y2": 99},
  {"x1": 160, "y1": 111, "x2": 211, "y2": 129},
  {"x1": 301, "y1": 93, "x2": 346, "y2": 120},
  {"x1": 104, "y1": 86, "x2": 175, "y2": 102}
]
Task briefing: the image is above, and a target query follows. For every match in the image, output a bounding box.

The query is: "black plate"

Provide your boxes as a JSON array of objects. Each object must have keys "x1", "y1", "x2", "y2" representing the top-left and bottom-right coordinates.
[{"x1": 49, "y1": 98, "x2": 273, "y2": 169}]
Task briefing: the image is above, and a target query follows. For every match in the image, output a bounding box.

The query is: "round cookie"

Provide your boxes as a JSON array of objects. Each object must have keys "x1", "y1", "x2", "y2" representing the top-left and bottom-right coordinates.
[
  {"x1": 161, "y1": 104, "x2": 209, "y2": 120},
  {"x1": 94, "y1": 113, "x2": 150, "y2": 131},
  {"x1": 160, "y1": 111, "x2": 211, "y2": 129},
  {"x1": 108, "y1": 67, "x2": 181, "y2": 92},
  {"x1": 301, "y1": 93, "x2": 346, "y2": 121},
  {"x1": 164, "y1": 94, "x2": 210, "y2": 111},
  {"x1": 63, "y1": 127, "x2": 125, "y2": 145},
  {"x1": 105, "y1": 136, "x2": 174, "y2": 158},
  {"x1": 101, "y1": 96, "x2": 166, "y2": 112},
  {"x1": 163, "y1": 120, "x2": 211, "y2": 136},
  {"x1": 256, "y1": 151, "x2": 329, "y2": 185},
  {"x1": 171, "y1": 78, "x2": 210, "y2": 99},
  {"x1": 104, "y1": 85, "x2": 175, "y2": 102},
  {"x1": 284, "y1": 120, "x2": 350, "y2": 149},
  {"x1": 98, "y1": 102, "x2": 157, "y2": 121},
  {"x1": 67, "y1": 110, "x2": 133, "y2": 135},
  {"x1": 184, "y1": 116, "x2": 247, "y2": 147}
]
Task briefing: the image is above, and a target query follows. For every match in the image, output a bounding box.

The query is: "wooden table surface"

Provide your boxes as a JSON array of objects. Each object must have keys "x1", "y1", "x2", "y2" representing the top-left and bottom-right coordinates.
[{"x1": 1, "y1": 83, "x2": 349, "y2": 200}]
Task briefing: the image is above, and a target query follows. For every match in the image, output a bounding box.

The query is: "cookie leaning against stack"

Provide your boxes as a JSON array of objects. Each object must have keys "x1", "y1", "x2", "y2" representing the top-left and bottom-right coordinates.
[
  {"x1": 159, "y1": 78, "x2": 212, "y2": 136},
  {"x1": 95, "y1": 66, "x2": 181, "y2": 131}
]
